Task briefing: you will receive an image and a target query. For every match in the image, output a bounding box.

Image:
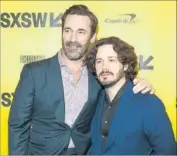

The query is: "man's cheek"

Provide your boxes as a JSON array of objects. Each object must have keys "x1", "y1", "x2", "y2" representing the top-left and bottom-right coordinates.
[{"x1": 97, "y1": 71, "x2": 101, "y2": 77}]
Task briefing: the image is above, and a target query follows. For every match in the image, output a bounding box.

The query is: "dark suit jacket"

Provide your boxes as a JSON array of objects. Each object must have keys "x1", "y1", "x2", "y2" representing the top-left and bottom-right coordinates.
[
  {"x1": 8, "y1": 53, "x2": 102, "y2": 155},
  {"x1": 91, "y1": 80, "x2": 176, "y2": 155}
]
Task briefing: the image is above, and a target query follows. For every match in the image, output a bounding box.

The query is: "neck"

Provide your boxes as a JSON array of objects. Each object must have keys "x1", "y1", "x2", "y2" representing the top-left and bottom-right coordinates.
[
  {"x1": 61, "y1": 51, "x2": 84, "y2": 73},
  {"x1": 105, "y1": 77, "x2": 126, "y2": 102}
]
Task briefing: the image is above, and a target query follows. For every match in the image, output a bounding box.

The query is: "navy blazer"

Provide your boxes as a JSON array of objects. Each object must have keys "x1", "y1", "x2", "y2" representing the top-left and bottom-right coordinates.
[{"x1": 91, "y1": 80, "x2": 176, "y2": 155}]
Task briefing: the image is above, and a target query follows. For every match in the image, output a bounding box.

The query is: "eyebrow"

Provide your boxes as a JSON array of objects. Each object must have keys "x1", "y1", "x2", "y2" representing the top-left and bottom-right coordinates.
[
  {"x1": 77, "y1": 28, "x2": 87, "y2": 32},
  {"x1": 63, "y1": 27, "x2": 87, "y2": 32},
  {"x1": 63, "y1": 27, "x2": 72, "y2": 30},
  {"x1": 96, "y1": 56, "x2": 117, "y2": 60},
  {"x1": 108, "y1": 56, "x2": 117, "y2": 59},
  {"x1": 96, "y1": 58, "x2": 102, "y2": 61}
]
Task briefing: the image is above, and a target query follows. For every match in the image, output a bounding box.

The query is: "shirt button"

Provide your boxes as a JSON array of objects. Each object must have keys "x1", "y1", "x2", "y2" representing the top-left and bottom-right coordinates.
[
  {"x1": 102, "y1": 135, "x2": 105, "y2": 138},
  {"x1": 105, "y1": 121, "x2": 108, "y2": 124},
  {"x1": 108, "y1": 106, "x2": 111, "y2": 108}
]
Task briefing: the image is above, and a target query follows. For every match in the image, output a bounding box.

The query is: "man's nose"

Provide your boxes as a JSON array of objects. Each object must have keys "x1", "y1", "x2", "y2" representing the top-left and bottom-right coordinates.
[
  {"x1": 70, "y1": 32, "x2": 77, "y2": 42},
  {"x1": 102, "y1": 61, "x2": 109, "y2": 70}
]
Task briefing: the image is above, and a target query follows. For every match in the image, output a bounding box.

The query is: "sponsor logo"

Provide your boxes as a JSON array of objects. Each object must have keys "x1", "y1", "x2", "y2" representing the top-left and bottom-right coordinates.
[
  {"x1": 20, "y1": 55, "x2": 45, "y2": 64},
  {"x1": 105, "y1": 13, "x2": 138, "y2": 24}
]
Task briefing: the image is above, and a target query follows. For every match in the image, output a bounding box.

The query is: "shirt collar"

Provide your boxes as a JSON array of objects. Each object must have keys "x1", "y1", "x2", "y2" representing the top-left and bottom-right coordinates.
[
  {"x1": 58, "y1": 50, "x2": 66, "y2": 67},
  {"x1": 105, "y1": 80, "x2": 127, "y2": 104}
]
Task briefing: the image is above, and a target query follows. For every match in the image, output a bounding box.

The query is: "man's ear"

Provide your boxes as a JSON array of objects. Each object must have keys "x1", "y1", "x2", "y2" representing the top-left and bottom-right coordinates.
[
  {"x1": 90, "y1": 33, "x2": 96, "y2": 43},
  {"x1": 124, "y1": 64, "x2": 128, "y2": 71}
]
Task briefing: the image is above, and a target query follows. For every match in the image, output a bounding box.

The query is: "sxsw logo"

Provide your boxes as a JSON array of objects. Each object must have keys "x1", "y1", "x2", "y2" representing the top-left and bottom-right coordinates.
[
  {"x1": 139, "y1": 55, "x2": 153, "y2": 70},
  {"x1": 1, "y1": 92, "x2": 14, "y2": 107},
  {"x1": 105, "y1": 13, "x2": 138, "y2": 24},
  {"x1": 0, "y1": 12, "x2": 63, "y2": 28},
  {"x1": 20, "y1": 55, "x2": 45, "y2": 64}
]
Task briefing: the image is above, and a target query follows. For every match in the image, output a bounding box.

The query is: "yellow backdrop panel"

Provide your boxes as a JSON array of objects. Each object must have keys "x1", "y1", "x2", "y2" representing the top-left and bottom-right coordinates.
[{"x1": 0, "y1": 1, "x2": 176, "y2": 155}]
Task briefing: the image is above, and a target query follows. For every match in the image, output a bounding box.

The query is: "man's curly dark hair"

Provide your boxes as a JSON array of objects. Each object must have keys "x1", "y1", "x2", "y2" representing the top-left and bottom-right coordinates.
[{"x1": 86, "y1": 36, "x2": 139, "y2": 81}]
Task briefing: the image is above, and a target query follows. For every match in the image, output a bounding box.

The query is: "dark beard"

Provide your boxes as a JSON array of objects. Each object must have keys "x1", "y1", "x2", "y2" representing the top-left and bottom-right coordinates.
[
  {"x1": 103, "y1": 79, "x2": 119, "y2": 88},
  {"x1": 62, "y1": 41, "x2": 89, "y2": 61},
  {"x1": 99, "y1": 70, "x2": 125, "y2": 88}
]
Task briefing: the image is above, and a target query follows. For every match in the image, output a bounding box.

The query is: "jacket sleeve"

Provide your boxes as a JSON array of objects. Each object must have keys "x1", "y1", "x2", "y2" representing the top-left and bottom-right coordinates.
[
  {"x1": 8, "y1": 64, "x2": 35, "y2": 155},
  {"x1": 143, "y1": 97, "x2": 176, "y2": 155}
]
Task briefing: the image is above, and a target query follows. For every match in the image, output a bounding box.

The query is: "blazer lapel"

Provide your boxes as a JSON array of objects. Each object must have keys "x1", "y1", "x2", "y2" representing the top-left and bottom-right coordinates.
[
  {"x1": 93, "y1": 90, "x2": 105, "y2": 154},
  {"x1": 72, "y1": 71, "x2": 102, "y2": 128},
  {"x1": 48, "y1": 53, "x2": 65, "y2": 122},
  {"x1": 103, "y1": 80, "x2": 134, "y2": 153}
]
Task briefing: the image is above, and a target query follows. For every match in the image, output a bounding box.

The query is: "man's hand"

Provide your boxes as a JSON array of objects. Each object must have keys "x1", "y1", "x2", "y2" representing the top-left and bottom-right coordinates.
[{"x1": 133, "y1": 78, "x2": 155, "y2": 94}]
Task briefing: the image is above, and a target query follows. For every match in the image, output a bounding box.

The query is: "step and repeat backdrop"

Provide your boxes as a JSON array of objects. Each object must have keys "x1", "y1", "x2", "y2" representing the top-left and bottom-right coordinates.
[{"x1": 0, "y1": 1, "x2": 176, "y2": 155}]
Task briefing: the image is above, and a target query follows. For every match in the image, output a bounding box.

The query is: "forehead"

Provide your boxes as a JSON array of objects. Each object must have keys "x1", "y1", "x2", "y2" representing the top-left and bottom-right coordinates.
[
  {"x1": 64, "y1": 14, "x2": 91, "y2": 31},
  {"x1": 96, "y1": 44, "x2": 117, "y2": 58}
]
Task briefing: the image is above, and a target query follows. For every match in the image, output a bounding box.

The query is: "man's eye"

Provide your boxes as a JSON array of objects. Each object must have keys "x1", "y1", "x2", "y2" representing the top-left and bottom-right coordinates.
[
  {"x1": 96, "y1": 60, "x2": 102, "y2": 64},
  {"x1": 109, "y1": 59, "x2": 116, "y2": 62},
  {"x1": 64, "y1": 29, "x2": 70, "y2": 33},
  {"x1": 78, "y1": 31, "x2": 85, "y2": 34}
]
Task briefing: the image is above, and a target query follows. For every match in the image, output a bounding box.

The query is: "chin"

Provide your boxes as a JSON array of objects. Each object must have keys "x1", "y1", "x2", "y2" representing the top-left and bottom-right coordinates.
[{"x1": 101, "y1": 81, "x2": 109, "y2": 85}]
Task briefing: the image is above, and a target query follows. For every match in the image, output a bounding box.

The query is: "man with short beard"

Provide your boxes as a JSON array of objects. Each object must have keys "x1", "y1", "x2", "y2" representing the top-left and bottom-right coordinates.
[
  {"x1": 90, "y1": 36, "x2": 176, "y2": 155},
  {"x1": 8, "y1": 5, "x2": 154, "y2": 155}
]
